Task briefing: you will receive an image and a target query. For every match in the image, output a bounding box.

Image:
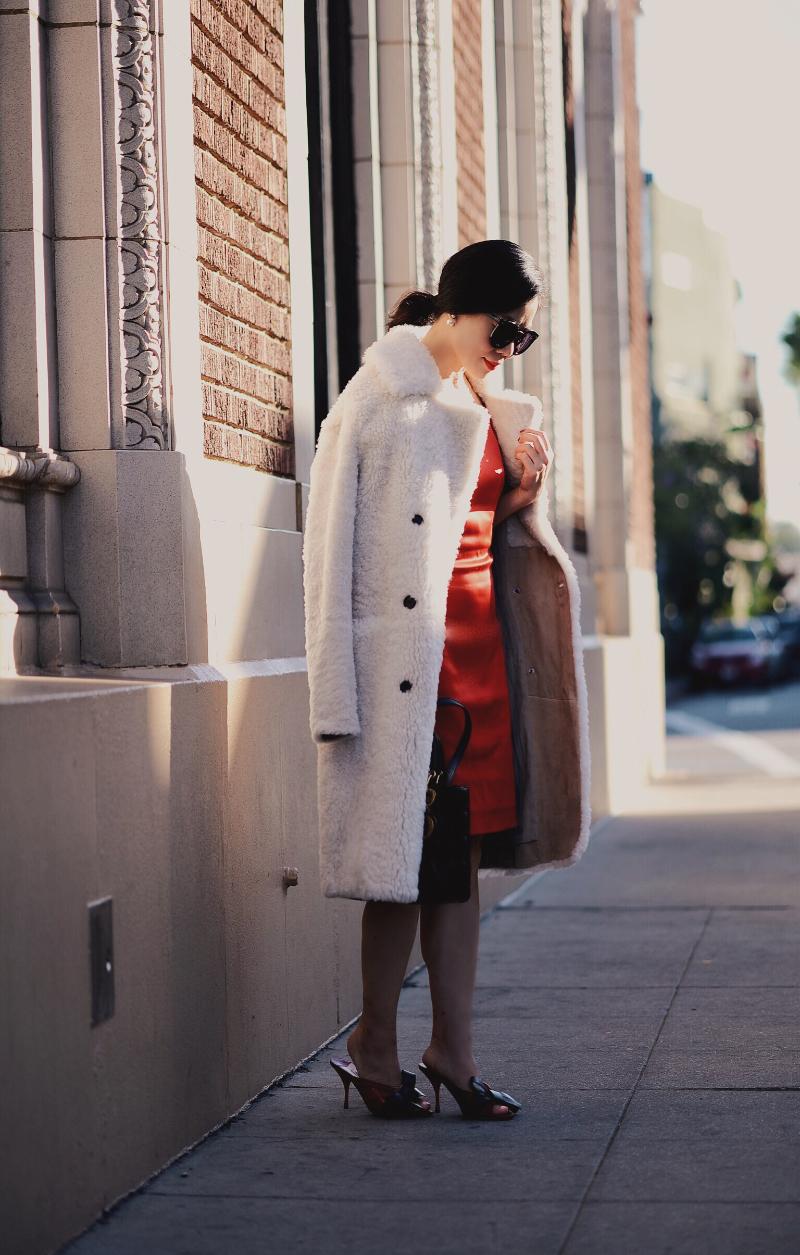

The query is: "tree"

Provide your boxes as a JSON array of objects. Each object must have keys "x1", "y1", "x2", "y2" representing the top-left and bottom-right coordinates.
[{"x1": 653, "y1": 436, "x2": 787, "y2": 673}]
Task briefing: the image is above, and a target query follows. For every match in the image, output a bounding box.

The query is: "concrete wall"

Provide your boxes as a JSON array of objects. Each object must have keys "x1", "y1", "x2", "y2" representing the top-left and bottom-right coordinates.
[{"x1": 0, "y1": 665, "x2": 526, "y2": 1254}]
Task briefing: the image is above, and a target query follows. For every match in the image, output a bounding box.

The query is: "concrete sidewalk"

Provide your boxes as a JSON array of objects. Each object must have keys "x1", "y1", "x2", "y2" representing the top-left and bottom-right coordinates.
[{"x1": 61, "y1": 778, "x2": 800, "y2": 1255}]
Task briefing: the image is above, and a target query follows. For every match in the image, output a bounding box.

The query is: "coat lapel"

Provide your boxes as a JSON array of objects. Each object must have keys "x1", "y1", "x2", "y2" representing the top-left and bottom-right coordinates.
[{"x1": 362, "y1": 324, "x2": 492, "y2": 563}]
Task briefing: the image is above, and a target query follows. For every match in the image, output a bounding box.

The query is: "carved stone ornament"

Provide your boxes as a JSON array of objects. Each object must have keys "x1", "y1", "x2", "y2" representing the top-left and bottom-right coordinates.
[{"x1": 113, "y1": 1, "x2": 169, "y2": 449}]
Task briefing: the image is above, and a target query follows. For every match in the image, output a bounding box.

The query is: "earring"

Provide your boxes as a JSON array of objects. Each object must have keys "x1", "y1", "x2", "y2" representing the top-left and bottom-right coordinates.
[{"x1": 447, "y1": 315, "x2": 456, "y2": 326}]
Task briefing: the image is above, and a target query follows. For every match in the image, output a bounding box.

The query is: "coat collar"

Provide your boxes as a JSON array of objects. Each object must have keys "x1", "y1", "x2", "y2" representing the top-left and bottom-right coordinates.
[
  {"x1": 362, "y1": 324, "x2": 548, "y2": 501},
  {"x1": 362, "y1": 324, "x2": 445, "y2": 399},
  {"x1": 361, "y1": 323, "x2": 538, "y2": 421}
]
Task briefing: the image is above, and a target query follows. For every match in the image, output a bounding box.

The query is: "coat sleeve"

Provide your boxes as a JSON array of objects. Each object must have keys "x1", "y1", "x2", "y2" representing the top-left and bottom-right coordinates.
[{"x1": 302, "y1": 403, "x2": 362, "y2": 743}]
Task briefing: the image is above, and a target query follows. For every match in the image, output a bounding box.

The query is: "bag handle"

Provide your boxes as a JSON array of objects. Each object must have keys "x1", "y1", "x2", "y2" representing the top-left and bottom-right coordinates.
[{"x1": 430, "y1": 697, "x2": 472, "y2": 785}]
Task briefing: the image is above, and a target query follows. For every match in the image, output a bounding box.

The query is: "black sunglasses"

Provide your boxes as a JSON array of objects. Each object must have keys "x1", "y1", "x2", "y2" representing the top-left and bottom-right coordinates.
[{"x1": 486, "y1": 313, "x2": 539, "y2": 356}]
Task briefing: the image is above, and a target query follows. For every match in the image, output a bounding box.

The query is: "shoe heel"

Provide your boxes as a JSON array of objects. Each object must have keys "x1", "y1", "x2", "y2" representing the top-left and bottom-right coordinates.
[
  {"x1": 432, "y1": 1080, "x2": 441, "y2": 1113},
  {"x1": 418, "y1": 1061, "x2": 442, "y2": 1113},
  {"x1": 330, "y1": 1059, "x2": 351, "y2": 1108}
]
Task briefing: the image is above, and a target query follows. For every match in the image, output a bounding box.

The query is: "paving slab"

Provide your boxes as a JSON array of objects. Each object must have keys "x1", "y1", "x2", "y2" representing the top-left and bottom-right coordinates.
[
  {"x1": 143, "y1": 1128, "x2": 606, "y2": 1203},
  {"x1": 520, "y1": 810, "x2": 800, "y2": 909},
  {"x1": 561, "y1": 1201, "x2": 800, "y2": 1255},
  {"x1": 586, "y1": 1090, "x2": 800, "y2": 1202},
  {"x1": 61, "y1": 1196, "x2": 578, "y2": 1255},
  {"x1": 640, "y1": 986, "x2": 800, "y2": 1088},
  {"x1": 682, "y1": 907, "x2": 800, "y2": 986},
  {"x1": 412, "y1": 906, "x2": 709, "y2": 988}
]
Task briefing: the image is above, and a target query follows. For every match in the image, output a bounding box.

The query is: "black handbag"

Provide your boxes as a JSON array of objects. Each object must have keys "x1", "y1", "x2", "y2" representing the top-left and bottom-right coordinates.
[{"x1": 417, "y1": 697, "x2": 472, "y2": 904}]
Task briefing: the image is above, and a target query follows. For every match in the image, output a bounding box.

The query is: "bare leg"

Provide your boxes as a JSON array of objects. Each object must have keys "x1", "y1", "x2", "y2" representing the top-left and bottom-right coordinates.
[
  {"x1": 346, "y1": 900, "x2": 420, "y2": 1087},
  {"x1": 419, "y1": 836, "x2": 509, "y2": 1115}
]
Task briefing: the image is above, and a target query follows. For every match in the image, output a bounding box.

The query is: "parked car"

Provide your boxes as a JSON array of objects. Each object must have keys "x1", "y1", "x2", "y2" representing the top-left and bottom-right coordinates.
[
  {"x1": 770, "y1": 609, "x2": 800, "y2": 677},
  {"x1": 689, "y1": 619, "x2": 788, "y2": 688}
]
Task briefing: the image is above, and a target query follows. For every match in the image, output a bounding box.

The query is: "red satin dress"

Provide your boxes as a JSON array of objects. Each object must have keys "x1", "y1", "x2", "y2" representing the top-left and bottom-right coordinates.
[{"x1": 433, "y1": 410, "x2": 519, "y2": 836}]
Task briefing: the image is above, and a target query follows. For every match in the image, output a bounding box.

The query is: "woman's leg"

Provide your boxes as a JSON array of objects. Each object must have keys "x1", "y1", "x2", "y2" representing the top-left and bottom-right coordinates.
[
  {"x1": 419, "y1": 836, "x2": 509, "y2": 1115},
  {"x1": 346, "y1": 900, "x2": 420, "y2": 1087}
]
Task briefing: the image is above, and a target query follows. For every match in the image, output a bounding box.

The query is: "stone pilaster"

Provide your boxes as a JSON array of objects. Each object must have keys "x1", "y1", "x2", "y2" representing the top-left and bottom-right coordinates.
[
  {"x1": 581, "y1": 0, "x2": 665, "y2": 806},
  {"x1": 528, "y1": 0, "x2": 574, "y2": 543},
  {"x1": 54, "y1": 0, "x2": 186, "y2": 666},
  {"x1": 410, "y1": 0, "x2": 443, "y2": 289},
  {"x1": 0, "y1": 4, "x2": 81, "y2": 671}
]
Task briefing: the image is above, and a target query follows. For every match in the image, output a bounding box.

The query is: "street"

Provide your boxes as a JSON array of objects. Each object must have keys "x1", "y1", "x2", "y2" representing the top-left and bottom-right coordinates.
[{"x1": 666, "y1": 679, "x2": 800, "y2": 780}]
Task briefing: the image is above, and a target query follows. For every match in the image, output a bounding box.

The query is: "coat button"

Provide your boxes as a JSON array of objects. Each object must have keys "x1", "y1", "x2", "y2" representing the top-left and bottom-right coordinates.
[
  {"x1": 399, "y1": 679, "x2": 413, "y2": 692},
  {"x1": 412, "y1": 513, "x2": 423, "y2": 524},
  {"x1": 403, "y1": 595, "x2": 416, "y2": 608},
  {"x1": 513, "y1": 586, "x2": 521, "y2": 594}
]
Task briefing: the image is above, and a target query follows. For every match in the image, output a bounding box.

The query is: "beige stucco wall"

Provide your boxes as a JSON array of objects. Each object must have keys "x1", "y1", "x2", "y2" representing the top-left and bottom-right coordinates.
[{"x1": 0, "y1": 664, "x2": 526, "y2": 1254}]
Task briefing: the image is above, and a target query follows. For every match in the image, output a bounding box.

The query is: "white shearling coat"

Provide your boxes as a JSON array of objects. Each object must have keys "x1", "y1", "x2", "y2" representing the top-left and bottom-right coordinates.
[{"x1": 302, "y1": 323, "x2": 591, "y2": 902}]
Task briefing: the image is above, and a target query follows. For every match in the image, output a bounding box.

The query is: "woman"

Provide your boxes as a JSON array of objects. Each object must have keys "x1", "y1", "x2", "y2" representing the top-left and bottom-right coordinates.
[{"x1": 302, "y1": 240, "x2": 591, "y2": 1122}]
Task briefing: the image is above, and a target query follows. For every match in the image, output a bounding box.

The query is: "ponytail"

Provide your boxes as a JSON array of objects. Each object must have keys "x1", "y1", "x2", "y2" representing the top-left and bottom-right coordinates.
[
  {"x1": 386, "y1": 289, "x2": 438, "y2": 330},
  {"x1": 384, "y1": 241, "x2": 545, "y2": 333}
]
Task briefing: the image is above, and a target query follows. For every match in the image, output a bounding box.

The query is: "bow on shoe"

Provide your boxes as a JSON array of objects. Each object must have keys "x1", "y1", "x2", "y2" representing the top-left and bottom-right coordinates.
[
  {"x1": 469, "y1": 1076, "x2": 522, "y2": 1112},
  {"x1": 387, "y1": 1068, "x2": 427, "y2": 1110}
]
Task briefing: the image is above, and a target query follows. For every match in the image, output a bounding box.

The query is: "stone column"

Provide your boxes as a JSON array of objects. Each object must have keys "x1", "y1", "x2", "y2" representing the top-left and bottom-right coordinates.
[
  {"x1": 492, "y1": 1, "x2": 574, "y2": 542},
  {"x1": 380, "y1": 0, "x2": 441, "y2": 317},
  {"x1": 560, "y1": 0, "x2": 600, "y2": 635},
  {"x1": 584, "y1": 0, "x2": 636, "y2": 635},
  {"x1": 410, "y1": 0, "x2": 444, "y2": 288},
  {"x1": 527, "y1": 0, "x2": 575, "y2": 543},
  {"x1": 351, "y1": 0, "x2": 447, "y2": 340},
  {"x1": 0, "y1": 1, "x2": 80, "y2": 670},
  {"x1": 351, "y1": 0, "x2": 385, "y2": 349},
  {"x1": 53, "y1": 0, "x2": 187, "y2": 667},
  {"x1": 582, "y1": 0, "x2": 665, "y2": 806}
]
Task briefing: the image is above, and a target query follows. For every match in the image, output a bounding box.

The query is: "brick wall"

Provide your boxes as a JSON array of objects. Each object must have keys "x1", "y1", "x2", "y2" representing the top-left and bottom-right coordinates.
[
  {"x1": 453, "y1": 0, "x2": 486, "y2": 246},
  {"x1": 191, "y1": 0, "x2": 294, "y2": 476},
  {"x1": 619, "y1": 0, "x2": 655, "y2": 568}
]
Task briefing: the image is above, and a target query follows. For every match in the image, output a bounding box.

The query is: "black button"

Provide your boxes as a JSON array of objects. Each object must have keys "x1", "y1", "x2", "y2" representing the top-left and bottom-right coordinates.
[
  {"x1": 399, "y1": 680, "x2": 412, "y2": 692},
  {"x1": 412, "y1": 514, "x2": 423, "y2": 524},
  {"x1": 403, "y1": 595, "x2": 416, "y2": 608}
]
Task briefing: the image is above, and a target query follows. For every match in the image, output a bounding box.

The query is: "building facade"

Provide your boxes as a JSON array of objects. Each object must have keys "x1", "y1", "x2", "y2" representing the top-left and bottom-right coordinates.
[
  {"x1": 643, "y1": 172, "x2": 769, "y2": 646},
  {"x1": 644, "y1": 175, "x2": 742, "y2": 445},
  {"x1": 0, "y1": 2, "x2": 663, "y2": 1250}
]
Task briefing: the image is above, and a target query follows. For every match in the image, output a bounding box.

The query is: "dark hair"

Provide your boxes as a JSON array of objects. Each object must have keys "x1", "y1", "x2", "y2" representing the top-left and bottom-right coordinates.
[{"x1": 386, "y1": 239, "x2": 546, "y2": 331}]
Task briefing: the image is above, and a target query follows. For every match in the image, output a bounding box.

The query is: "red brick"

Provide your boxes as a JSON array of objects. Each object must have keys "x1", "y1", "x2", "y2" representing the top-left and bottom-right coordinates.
[{"x1": 193, "y1": 0, "x2": 292, "y2": 476}]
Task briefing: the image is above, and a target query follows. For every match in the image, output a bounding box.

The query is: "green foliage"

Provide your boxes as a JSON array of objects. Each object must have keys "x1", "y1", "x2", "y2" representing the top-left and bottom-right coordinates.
[{"x1": 653, "y1": 437, "x2": 787, "y2": 673}]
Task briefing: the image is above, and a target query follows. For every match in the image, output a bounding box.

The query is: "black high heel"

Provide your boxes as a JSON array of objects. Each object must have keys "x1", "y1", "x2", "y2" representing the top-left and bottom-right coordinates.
[
  {"x1": 330, "y1": 1056, "x2": 433, "y2": 1118},
  {"x1": 418, "y1": 1060, "x2": 521, "y2": 1119}
]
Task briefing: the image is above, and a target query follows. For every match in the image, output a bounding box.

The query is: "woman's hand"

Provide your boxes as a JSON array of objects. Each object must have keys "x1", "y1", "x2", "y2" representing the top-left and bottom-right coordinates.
[{"x1": 513, "y1": 427, "x2": 552, "y2": 503}]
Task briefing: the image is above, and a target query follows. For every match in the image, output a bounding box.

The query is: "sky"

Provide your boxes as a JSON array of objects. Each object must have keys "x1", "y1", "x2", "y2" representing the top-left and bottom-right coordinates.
[{"x1": 636, "y1": 0, "x2": 800, "y2": 528}]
